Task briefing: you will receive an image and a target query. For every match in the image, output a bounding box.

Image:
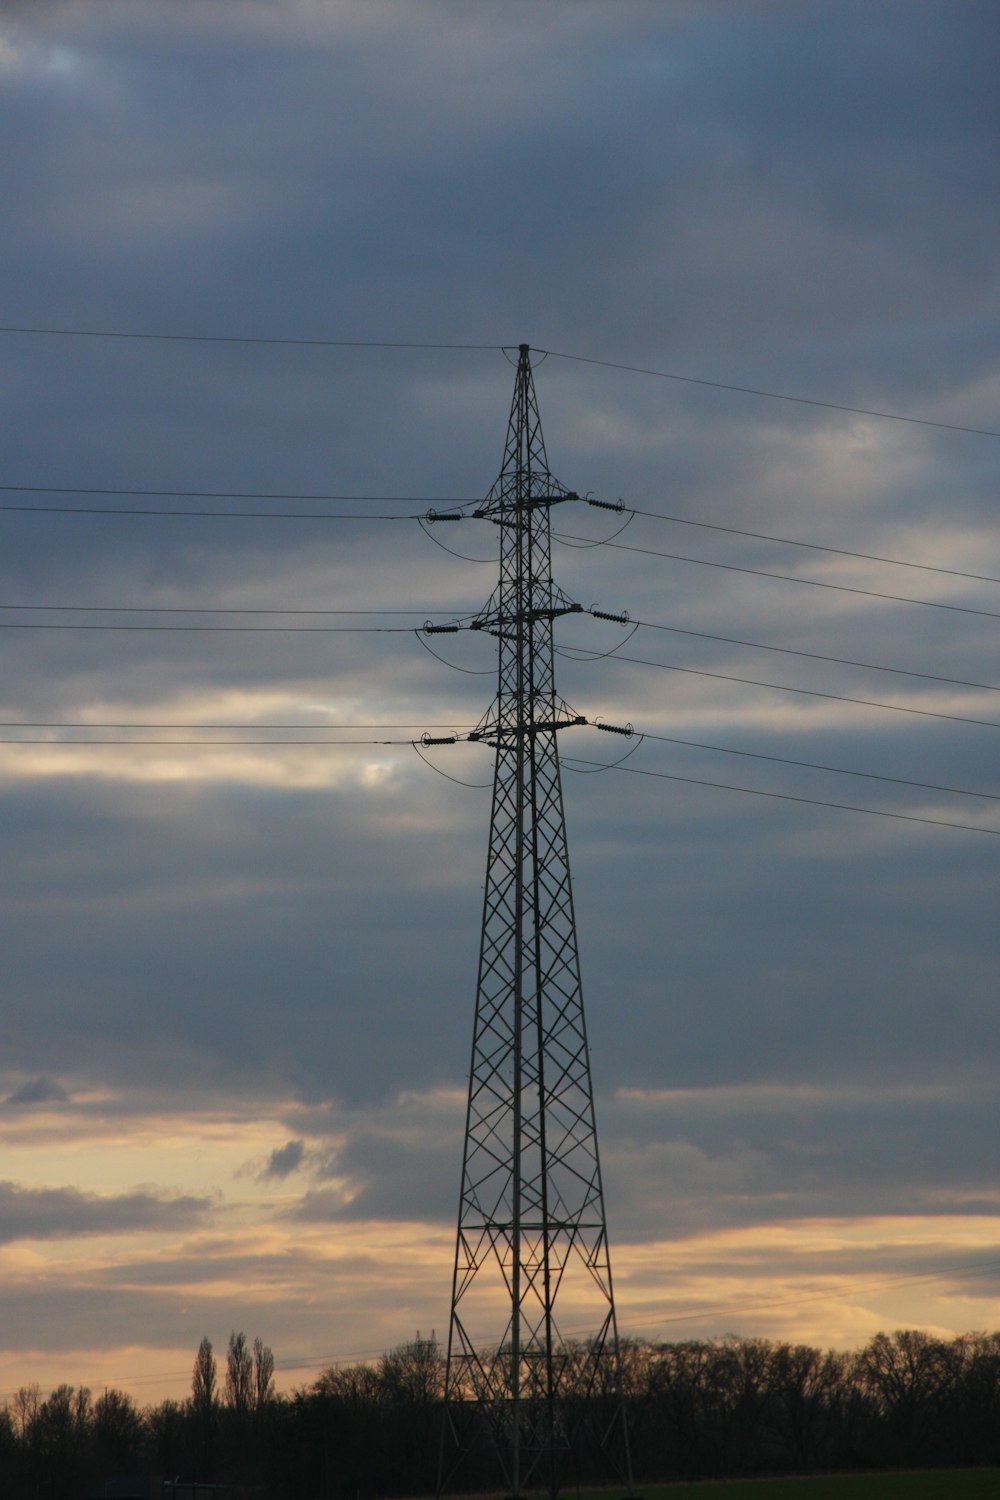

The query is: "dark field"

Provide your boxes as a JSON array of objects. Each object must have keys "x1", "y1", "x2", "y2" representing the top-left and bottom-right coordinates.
[
  {"x1": 459, "y1": 1474, "x2": 1000, "y2": 1500},
  {"x1": 636, "y1": 1470, "x2": 1000, "y2": 1499}
]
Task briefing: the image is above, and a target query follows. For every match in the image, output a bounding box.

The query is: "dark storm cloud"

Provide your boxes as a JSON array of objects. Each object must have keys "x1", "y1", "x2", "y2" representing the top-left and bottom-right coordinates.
[{"x1": 0, "y1": 1181, "x2": 210, "y2": 1243}]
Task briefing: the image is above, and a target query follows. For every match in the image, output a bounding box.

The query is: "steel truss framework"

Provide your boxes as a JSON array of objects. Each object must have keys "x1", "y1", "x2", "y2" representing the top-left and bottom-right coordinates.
[{"x1": 438, "y1": 346, "x2": 633, "y2": 1499}]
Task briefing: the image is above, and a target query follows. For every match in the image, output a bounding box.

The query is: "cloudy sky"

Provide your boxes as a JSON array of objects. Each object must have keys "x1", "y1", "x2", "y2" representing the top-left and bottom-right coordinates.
[{"x1": 1, "y1": 0, "x2": 998, "y2": 1406}]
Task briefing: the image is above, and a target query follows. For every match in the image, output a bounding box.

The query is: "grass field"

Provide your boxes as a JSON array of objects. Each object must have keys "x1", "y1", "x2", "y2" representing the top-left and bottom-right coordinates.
[
  {"x1": 459, "y1": 1473, "x2": 1000, "y2": 1500},
  {"x1": 631, "y1": 1471, "x2": 1000, "y2": 1499}
]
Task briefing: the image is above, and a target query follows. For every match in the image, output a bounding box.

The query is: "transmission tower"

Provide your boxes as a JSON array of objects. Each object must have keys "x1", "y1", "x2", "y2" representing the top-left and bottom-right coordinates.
[{"x1": 435, "y1": 346, "x2": 633, "y2": 1499}]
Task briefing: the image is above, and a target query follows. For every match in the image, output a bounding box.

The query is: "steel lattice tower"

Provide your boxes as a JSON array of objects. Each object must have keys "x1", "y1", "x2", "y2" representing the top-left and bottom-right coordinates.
[{"x1": 437, "y1": 346, "x2": 632, "y2": 1499}]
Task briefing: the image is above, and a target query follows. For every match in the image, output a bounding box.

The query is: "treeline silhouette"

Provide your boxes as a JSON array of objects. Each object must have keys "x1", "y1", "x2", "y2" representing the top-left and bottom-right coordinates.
[{"x1": 3, "y1": 1328, "x2": 1000, "y2": 1498}]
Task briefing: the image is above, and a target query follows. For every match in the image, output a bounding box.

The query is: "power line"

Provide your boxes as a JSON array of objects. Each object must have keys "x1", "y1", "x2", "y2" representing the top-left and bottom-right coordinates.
[
  {"x1": 633, "y1": 1257, "x2": 1000, "y2": 1337},
  {"x1": 0, "y1": 503, "x2": 414, "y2": 521},
  {"x1": 0, "y1": 484, "x2": 476, "y2": 504},
  {"x1": 562, "y1": 757, "x2": 999, "y2": 838},
  {"x1": 0, "y1": 326, "x2": 503, "y2": 352},
  {"x1": 3, "y1": 1248, "x2": 996, "y2": 1405},
  {"x1": 12, "y1": 621, "x2": 968, "y2": 701},
  {"x1": 557, "y1": 646, "x2": 1000, "y2": 730},
  {"x1": 628, "y1": 618, "x2": 1000, "y2": 696},
  {"x1": 633, "y1": 730, "x2": 999, "y2": 802},
  {"x1": 0, "y1": 621, "x2": 419, "y2": 633},
  {"x1": 1, "y1": 600, "x2": 993, "y2": 698},
  {"x1": 3, "y1": 325, "x2": 995, "y2": 437},
  {"x1": 10, "y1": 710, "x2": 993, "y2": 810},
  {"x1": 0, "y1": 1339, "x2": 419, "y2": 1402},
  {"x1": 556, "y1": 533, "x2": 1000, "y2": 622},
  {"x1": 0, "y1": 738, "x2": 418, "y2": 745},
  {"x1": 0, "y1": 604, "x2": 464, "y2": 618},
  {"x1": 3, "y1": 486, "x2": 996, "y2": 588},
  {"x1": 6, "y1": 506, "x2": 995, "y2": 625},
  {"x1": 5, "y1": 494, "x2": 997, "y2": 620},
  {"x1": 541, "y1": 347, "x2": 1000, "y2": 438},
  {"x1": 628, "y1": 506, "x2": 1000, "y2": 586},
  {"x1": 0, "y1": 722, "x2": 466, "y2": 729},
  {"x1": 10, "y1": 723, "x2": 995, "y2": 804},
  {"x1": 0, "y1": 603, "x2": 992, "y2": 699}
]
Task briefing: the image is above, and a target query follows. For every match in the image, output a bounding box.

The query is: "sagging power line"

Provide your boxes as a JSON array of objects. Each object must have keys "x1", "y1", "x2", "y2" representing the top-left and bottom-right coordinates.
[
  {"x1": 3, "y1": 323, "x2": 996, "y2": 435},
  {"x1": 5, "y1": 483, "x2": 997, "y2": 583}
]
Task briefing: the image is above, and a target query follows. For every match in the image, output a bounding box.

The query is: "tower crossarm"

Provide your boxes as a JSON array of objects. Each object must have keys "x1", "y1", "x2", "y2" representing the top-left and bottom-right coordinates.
[
  {"x1": 471, "y1": 602, "x2": 582, "y2": 628},
  {"x1": 475, "y1": 490, "x2": 578, "y2": 519},
  {"x1": 468, "y1": 716, "x2": 586, "y2": 746}
]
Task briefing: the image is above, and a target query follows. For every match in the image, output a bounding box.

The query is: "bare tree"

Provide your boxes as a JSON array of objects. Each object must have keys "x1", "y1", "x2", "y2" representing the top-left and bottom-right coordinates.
[
  {"x1": 770, "y1": 1342, "x2": 851, "y2": 1469},
  {"x1": 192, "y1": 1336, "x2": 217, "y2": 1420},
  {"x1": 378, "y1": 1332, "x2": 443, "y2": 1406},
  {"x1": 12, "y1": 1383, "x2": 39, "y2": 1438},
  {"x1": 856, "y1": 1328, "x2": 957, "y2": 1454},
  {"x1": 226, "y1": 1330, "x2": 254, "y2": 1416},
  {"x1": 190, "y1": 1336, "x2": 219, "y2": 1478},
  {"x1": 94, "y1": 1388, "x2": 143, "y2": 1471},
  {"x1": 253, "y1": 1336, "x2": 275, "y2": 1413}
]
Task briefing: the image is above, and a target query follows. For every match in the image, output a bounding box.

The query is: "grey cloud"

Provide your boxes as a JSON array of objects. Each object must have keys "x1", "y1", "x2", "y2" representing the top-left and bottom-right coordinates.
[
  {"x1": 260, "y1": 1138, "x2": 305, "y2": 1180},
  {"x1": 0, "y1": 0, "x2": 995, "y2": 1377},
  {"x1": 294, "y1": 1099, "x2": 463, "y2": 1223},
  {"x1": 93, "y1": 1244, "x2": 380, "y2": 1291},
  {"x1": 0, "y1": 1275, "x2": 417, "y2": 1360},
  {"x1": 4, "y1": 1075, "x2": 68, "y2": 1105},
  {"x1": 600, "y1": 1081, "x2": 1000, "y2": 1241},
  {"x1": 297, "y1": 1133, "x2": 459, "y2": 1225},
  {"x1": 0, "y1": 1182, "x2": 211, "y2": 1243},
  {"x1": 0, "y1": 1262, "x2": 443, "y2": 1367}
]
